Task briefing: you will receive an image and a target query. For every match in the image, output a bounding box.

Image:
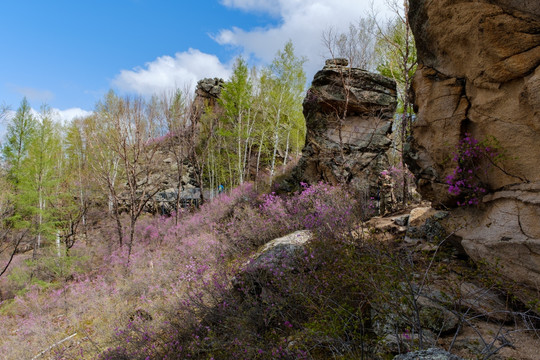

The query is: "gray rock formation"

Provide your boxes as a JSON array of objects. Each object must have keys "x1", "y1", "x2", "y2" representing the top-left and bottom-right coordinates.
[
  {"x1": 393, "y1": 348, "x2": 463, "y2": 360},
  {"x1": 290, "y1": 58, "x2": 397, "y2": 199},
  {"x1": 407, "y1": 0, "x2": 540, "y2": 303},
  {"x1": 232, "y1": 230, "x2": 311, "y2": 295},
  {"x1": 118, "y1": 150, "x2": 200, "y2": 214},
  {"x1": 192, "y1": 77, "x2": 224, "y2": 121}
]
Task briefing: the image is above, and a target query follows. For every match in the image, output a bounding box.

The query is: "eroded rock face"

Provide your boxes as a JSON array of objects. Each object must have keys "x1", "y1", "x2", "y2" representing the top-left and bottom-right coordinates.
[
  {"x1": 193, "y1": 77, "x2": 224, "y2": 118},
  {"x1": 118, "y1": 147, "x2": 200, "y2": 214},
  {"x1": 407, "y1": 0, "x2": 540, "y2": 301},
  {"x1": 407, "y1": 0, "x2": 540, "y2": 202},
  {"x1": 192, "y1": 78, "x2": 224, "y2": 141},
  {"x1": 292, "y1": 58, "x2": 397, "y2": 198},
  {"x1": 446, "y1": 182, "x2": 540, "y2": 291}
]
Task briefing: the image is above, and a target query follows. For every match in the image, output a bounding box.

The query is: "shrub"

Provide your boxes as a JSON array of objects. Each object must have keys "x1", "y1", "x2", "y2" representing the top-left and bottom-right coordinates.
[
  {"x1": 445, "y1": 133, "x2": 501, "y2": 206},
  {"x1": 260, "y1": 182, "x2": 358, "y2": 240}
]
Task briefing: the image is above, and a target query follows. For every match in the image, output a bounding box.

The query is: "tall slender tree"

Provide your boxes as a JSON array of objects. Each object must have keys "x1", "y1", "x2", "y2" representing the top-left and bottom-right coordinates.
[
  {"x1": 266, "y1": 41, "x2": 306, "y2": 179},
  {"x1": 218, "y1": 57, "x2": 254, "y2": 186},
  {"x1": 18, "y1": 105, "x2": 62, "y2": 256},
  {"x1": 2, "y1": 97, "x2": 37, "y2": 185},
  {"x1": 374, "y1": 0, "x2": 417, "y2": 204},
  {"x1": 94, "y1": 92, "x2": 165, "y2": 259}
]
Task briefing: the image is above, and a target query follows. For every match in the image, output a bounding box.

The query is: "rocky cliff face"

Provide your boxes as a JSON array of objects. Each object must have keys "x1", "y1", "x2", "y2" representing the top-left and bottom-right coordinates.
[
  {"x1": 290, "y1": 59, "x2": 397, "y2": 198},
  {"x1": 407, "y1": 0, "x2": 540, "y2": 300}
]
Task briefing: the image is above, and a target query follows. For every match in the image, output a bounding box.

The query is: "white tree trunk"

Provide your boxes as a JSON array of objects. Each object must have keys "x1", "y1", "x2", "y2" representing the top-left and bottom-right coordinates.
[
  {"x1": 283, "y1": 130, "x2": 291, "y2": 168},
  {"x1": 56, "y1": 231, "x2": 61, "y2": 257}
]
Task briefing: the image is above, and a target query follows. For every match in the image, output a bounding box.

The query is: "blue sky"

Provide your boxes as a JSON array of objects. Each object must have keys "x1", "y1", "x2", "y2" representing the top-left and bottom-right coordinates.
[{"x1": 0, "y1": 0, "x2": 391, "y2": 121}]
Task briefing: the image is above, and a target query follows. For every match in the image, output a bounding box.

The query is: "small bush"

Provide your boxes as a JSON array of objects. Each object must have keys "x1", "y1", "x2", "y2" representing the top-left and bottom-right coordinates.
[{"x1": 446, "y1": 133, "x2": 501, "y2": 206}]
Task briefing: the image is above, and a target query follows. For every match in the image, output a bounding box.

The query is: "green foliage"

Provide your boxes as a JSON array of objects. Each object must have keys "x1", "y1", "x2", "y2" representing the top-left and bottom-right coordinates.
[
  {"x1": 375, "y1": 17, "x2": 417, "y2": 114},
  {"x1": 1, "y1": 100, "x2": 69, "y2": 247},
  {"x1": 6, "y1": 250, "x2": 90, "y2": 296},
  {"x1": 266, "y1": 40, "x2": 307, "y2": 175},
  {"x1": 203, "y1": 41, "x2": 307, "y2": 192},
  {"x1": 18, "y1": 106, "x2": 64, "y2": 240},
  {"x1": 2, "y1": 97, "x2": 37, "y2": 184}
]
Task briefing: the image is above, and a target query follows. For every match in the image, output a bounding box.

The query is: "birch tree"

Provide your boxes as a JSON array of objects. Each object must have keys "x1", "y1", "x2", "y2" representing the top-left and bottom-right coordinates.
[
  {"x1": 322, "y1": 18, "x2": 378, "y2": 71},
  {"x1": 84, "y1": 96, "x2": 124, "y2": 246},
  {"x1": 218, "y1": 57, "x2": 253, "y2": 186},
  {"x1": 160, "y1": 89, "x2": 192, "y2": 222},
  {"x1": 267, "y1": 41, "x2": 306, "y2": 179},
  {"x1": 63, "y1": 119, "x2": 92, "y2": 250}
]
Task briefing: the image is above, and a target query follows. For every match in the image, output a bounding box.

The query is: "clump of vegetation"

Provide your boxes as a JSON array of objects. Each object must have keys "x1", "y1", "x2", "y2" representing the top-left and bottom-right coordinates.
[{"x1": 446, "y1": 133, "x2": 502, "y2": 206}]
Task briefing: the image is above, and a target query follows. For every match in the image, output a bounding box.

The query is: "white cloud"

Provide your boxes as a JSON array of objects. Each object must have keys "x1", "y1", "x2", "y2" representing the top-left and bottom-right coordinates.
[
  {"x1": 9, "y1": 85, "x2": 55, "y2": 103},
  {"x1": 111, "y1": 0, "x2": 395, "y2": 97},
  {"x1": 112, "y1": 49, "x2": 232, "y2": 96},
  {"x1": 53, "y1": 108, "x2": 93, "y2": 123},
  {"x1": 1, "y1": 107, "x2": 92, "y2": 126},
  {"x1": 216, "y1": 0, "x2": 394, "y2": 79}
]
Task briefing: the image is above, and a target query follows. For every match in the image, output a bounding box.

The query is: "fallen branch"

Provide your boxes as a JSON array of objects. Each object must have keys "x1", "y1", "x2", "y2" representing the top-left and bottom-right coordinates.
[
  {"x1": 31, "y1": 333, "x2": 77, "y2": 360},
  {"x1": 0, "y1": 229, "x2": 28, "y2": 278}
]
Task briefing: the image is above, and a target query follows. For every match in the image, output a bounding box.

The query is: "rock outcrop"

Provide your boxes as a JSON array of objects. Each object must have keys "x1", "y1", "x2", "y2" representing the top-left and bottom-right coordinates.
[
  {"x1": 407, "y1": 0, "x2": 540, "y2": 301},
  {"x1": 118, "y1": 147, "x2": 200, "y2": 214},
  {"x1": 192, "y1": 77, "x2": 224, "y2": 121},
  {"x1": 291, "y1": 58, "x2": 397, "y2": 198},
  {"x1": 232, "y1": 230, "x2": 312, "y2": 296}
]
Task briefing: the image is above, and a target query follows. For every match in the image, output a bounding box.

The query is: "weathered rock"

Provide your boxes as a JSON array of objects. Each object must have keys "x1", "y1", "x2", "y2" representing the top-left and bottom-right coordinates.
[
  {"x1": 417, "y1": 295, "x2": 459, "y2": 333},
  {"x1": 459, "y1": 282, "x2": 510, "y2": 322},
  {"x1": 289, "y1": 60, "x2": 397, "y2": 200},
  {"x1": 192, "y1": 77, "x2": 224, "y2": 119},
  {"x1": 408, "y1": 207, "x2": 438, "y2": 228},
  {"x1": 407, "y1": 0, "x2": 540, "y2": 203},
  {"x1": 366, "y1": 216, "x2": 409, "y2": 237},
  {"x1": 393, "y1": 347, "x2": 464, "y2": 360},
  {"x1": 444, "y1": 182, "x2": 540, "y2": 294},
  {"x1": 379, "y1": 332, "x2": 437, "y2": 354},
  {"x1": 406, "y1": 208, "x2": 449, "y2": 243},
  {"x1": 407, "y1": 0, "x2": 540, "y2": 303},
  {"x1": 393, "y1": 214, "x2": 410, "y2": 227},
  {"x1": 245, "y1": 230, "x2": 311, "y2": 270},
  {"x1": 118, "y1": 149, "x2": 200, "y2": 214},
  {"x1": 233, "y1": 230, "x2": 312, "y2": 295},
  {"x1": 372, "y1": 288, "x2": 459, "y2": 341}
]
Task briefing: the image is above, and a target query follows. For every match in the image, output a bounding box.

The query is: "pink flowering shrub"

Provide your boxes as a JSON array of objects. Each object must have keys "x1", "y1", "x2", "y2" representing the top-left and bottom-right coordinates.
[
  {"x1": 260, "y1": 182, "x2": 357, "y2": 241},
  {"x1": 97, "y1": 181, "x2": 361, "y2": 359},
  {"x1": 446, "y1": 133, "x2": 501, "y2": 206},
  {"x1": 0, "y1": 180, "x2": 366, "y2": 359}
]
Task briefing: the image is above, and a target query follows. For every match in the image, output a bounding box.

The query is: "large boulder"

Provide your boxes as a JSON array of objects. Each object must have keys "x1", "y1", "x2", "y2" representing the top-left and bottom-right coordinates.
[
  {"x1": 407, "y1": 0, "x2": 540, "y2": 302},
  {"x1": 232, "y1": 230, "x2": 312, "y2": 296},
  {"x1": 290, "y1": 58, "x2": 397, "y2": 199},
  {"x1": 446, "y1": 182, "x2": 540, "y2": 292}
]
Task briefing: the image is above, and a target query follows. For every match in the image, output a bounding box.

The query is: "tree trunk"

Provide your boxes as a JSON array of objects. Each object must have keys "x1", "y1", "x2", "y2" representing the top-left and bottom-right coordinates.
[{"x1": 283, "y1": 130, "x2": 291, "y2": 169}]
